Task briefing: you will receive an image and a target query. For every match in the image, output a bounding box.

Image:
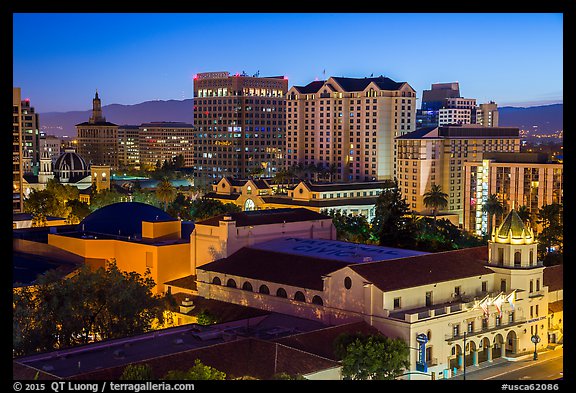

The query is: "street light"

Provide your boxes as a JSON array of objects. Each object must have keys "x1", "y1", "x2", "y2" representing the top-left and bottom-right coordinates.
[{"x1": 531, "y1": 334, "x2": 541, "y2": 360}]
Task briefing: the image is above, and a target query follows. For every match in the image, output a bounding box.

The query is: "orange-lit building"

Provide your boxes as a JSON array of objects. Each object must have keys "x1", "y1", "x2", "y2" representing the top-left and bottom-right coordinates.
[{"x1": 47, "y1": 202, "x2": 193, "y2": 294}]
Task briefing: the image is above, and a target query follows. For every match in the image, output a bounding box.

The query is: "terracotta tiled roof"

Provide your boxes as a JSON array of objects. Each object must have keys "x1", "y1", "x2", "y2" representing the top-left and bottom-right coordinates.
[
  {"x1": 70, "y1": 338, "x2": 339, "y2": 380},
  {"x1": 198, "y1": 248, "x2": 351, "y2": 290},
  {"x1": 196, "y1": 208, "x2": 330, "y2": 227},
  {"x1": 164, "y1": 275, "x2": 197, "y2": 291},
  {"x1": 548, "y1": 300, "x2": 563, "y2": 313},
  {"x1": 544, "y1": 265, "x2": 563, "y2": 292},
  {"x1": 274, "y1": 321, "x2": 382, "y2": 361},
  {"x1": 350, "y1": 246, "x2": 491, "y2": 292}
]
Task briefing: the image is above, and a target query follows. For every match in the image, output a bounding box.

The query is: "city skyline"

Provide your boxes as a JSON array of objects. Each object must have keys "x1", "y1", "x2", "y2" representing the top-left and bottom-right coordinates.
[{"x1": 13, "y1": 13, "x2": 563, "y2": 113}]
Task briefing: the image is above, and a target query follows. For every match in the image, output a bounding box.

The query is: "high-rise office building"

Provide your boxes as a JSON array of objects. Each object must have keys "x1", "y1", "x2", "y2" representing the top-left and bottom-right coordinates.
[
  {"x1": 138, "y1": 122, "x2": 194, "y2": 169},
  {"x1": 76, "y1": 91, "x2": 119, "y2": 168},
  {"x1": 20, "y1": 98, "x2": 40, "y2": 175},
  {"x1": 395, "y1": 125, "x2": 520, "y2": 223},
  {"x1": 286, "y1": 76, "x2": 417, "y2": 182},
  {"x1": 13, "y1": 87, "x2": 24, "y2": 213},
  {"x1": 464, "y1": 152, "x2": 562, "y2": 235},
  {"x1": 193, "y1": 71, "x2": 288, "y2": 186},
  {"x1": 117, "y1": 125, "x2": 140, "y2": 168}
]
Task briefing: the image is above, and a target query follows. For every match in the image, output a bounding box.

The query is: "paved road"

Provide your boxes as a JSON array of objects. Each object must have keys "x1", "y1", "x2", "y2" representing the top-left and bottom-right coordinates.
[{"x1": 451, "y1": 348, "x2": 563, "y2": 380}]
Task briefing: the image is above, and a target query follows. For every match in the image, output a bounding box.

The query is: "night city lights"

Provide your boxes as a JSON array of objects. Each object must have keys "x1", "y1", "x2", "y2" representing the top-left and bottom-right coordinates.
[{"x1": 12, "y1": 12, "x2": 563, "y2": 387}]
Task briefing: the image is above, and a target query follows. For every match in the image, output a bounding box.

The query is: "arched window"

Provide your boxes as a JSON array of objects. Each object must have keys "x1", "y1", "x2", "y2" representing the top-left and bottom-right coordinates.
[
  {"x1": 212, "y1": 277, "x2": 221, "y2": 285},
  {"x1": 242, "y1": 282, "x2": 253, "y2": 292},
  {"x1": 312, "y1": 295, "x2": 323, "y2": 306},
  {"x1": 259, "y1": 285, "x2": 270, "y2": 295},
  {"x1": 244, "y1": 198, "x2": 255, "y2": 211},
  {"x1": 294, "y1": 291, "x2": 306, "y2": 302},
  {"x1": 514, "y1": 251, "x2": 521, "y2": 267},
  {"x1": 427, "y1": 330, "x2": 432, "y2": 341},
  {"x1": 226, "y1": 278, "x2": 237, "y2": 288},
  {"x1": 276, "y1": 288, "x2": 287, "y2": 298}
]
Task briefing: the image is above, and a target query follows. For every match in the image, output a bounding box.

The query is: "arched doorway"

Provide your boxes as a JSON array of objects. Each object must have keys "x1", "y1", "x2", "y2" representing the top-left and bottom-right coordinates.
[
  {"x1": 466, "y1": 341, "x2": 478, "y2": 367},
  {"x1": 244, "y1": 198, "x2": 255, "y2": 211},
  {"x1": 505, "y1": 330, "x2": 518, "y2": 356},
  {"x1": 449, "y1": 344, "x2": 462, "y2": 370},
  {"x1": 493, "y1": 334, "x2": 504, "y2": 359},
  {"x1": 478, "y1": 337, "x2": 491, "y2": 364}
]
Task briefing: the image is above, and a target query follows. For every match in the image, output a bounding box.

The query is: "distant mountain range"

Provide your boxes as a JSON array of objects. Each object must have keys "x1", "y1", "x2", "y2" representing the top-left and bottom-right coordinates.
[{"x1": 39, "y1": 100, "x2": 562, "y2": 138}]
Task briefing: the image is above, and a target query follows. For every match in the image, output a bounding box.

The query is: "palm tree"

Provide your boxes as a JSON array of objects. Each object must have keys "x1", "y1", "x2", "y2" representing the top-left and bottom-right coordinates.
[
  {"x1": 155, "y1": 178, "x2": 176, "y2": 212},
  {"x1": 482, "y1": 194, "x2": 504, "y2": 237},
  {"x1": 422, "y1": 184, "x2": 448, "y2": 221},
  {"x1": 516, "y1": 205, "x2": 533, "y2": 228},
  {"x1": 327, "y1": 163, "x2": 338, "y2": 182}
]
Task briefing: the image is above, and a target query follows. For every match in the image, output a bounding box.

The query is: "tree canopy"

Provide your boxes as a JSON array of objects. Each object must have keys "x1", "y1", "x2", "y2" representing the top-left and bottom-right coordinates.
[
  {"x1": 336, "y1": 333, "x2": 410, "y2": 380},
  {"x1": 189, "y1": 197, "x2": 241, "y2": 221},
  {"x1": 163, "y1": 359, "x2": 226, "y2": 380},
  {"x1": 13, "y1": 260, "x2": 166, "y2": 357}
]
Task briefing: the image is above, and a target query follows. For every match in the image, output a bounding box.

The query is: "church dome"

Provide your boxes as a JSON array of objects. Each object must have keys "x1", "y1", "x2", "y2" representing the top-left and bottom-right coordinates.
[
  {"x1": 53, "y1": 149, "x2": 90, "y2": 183},
  {"x1": 493, "y1": 209, "x2": 534, "y2": 245}
]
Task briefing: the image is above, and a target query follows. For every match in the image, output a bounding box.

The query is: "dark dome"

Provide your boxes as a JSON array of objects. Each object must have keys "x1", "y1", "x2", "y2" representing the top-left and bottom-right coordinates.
[
  {"x1": 53, "y1": 149, "x2": 90, "y2": 183},
  {"x1": 79, "y1": 202, "x2": 175, "y2": 238}
]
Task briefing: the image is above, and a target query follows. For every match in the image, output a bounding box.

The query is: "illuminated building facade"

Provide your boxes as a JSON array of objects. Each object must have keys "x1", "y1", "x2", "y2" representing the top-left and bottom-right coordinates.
[
  {"x1": 76, "y1": 91, "x2": 119, "y2": 168},
  {"x1": 193, "y1": 72, "x2": 288, "y2": 186},
  {"x1": 19, "y1": 98, "x2": 41, "y2": 175},
  {"x1": 138, "y1": 122, "x2": 194, "y2": 169},
  {"x1": 47, "y1": 202, "x2": 193, "y2": 294},
  {"x1": 39, "y1": 134, "x2": 61, "y2": 164},
  {"x1": 117, "y1": 125, "x2": 140, "y2": 168},
  {"x1": 286, "y1": 76, "x2": 416, "y2": 182},
  {"x1": 205, "y1": 177, "x2": 390, "y2": 222},
  {"x1": 13, "y1": 87, "x2": 24, "y2": 213},
  {"x1": 463, "y1": 152, "x2": 563, "y2": 235},
  {"x1": 476, "y1": 101, "x2": 499, "y2": 127},
  {"x1": 395, "y1": 125, "x2": 520, "y2": 223},
  {"x1": 196, "y1": 210, "x2": 560, "y2": 379}
]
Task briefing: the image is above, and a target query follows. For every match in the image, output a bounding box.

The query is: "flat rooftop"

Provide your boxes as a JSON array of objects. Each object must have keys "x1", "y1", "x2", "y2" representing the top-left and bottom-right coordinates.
[
  {"x1": 15, "y1": 312, "x2": 327, "y2": 379},
  {"x1": 250, "y1": 237, "x2": 428, "y2": 263}
]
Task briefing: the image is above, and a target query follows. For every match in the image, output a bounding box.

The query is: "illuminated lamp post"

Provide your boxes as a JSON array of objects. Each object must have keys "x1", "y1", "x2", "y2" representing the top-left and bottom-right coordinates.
[{"x1": 531, "y1": 334, "x2": 540, "y2": 360}]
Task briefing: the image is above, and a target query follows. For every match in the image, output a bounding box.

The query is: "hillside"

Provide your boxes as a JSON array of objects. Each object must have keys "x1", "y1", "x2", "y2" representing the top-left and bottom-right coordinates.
[{"x1": 39, "y1": 99, "x2": 562, "y2": 138}]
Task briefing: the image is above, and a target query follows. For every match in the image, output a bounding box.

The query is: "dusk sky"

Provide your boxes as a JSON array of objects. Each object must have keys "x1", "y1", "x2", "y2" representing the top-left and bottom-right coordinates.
[{"x1": 13, "y1": 13, "x2": 563, "y2": 113}]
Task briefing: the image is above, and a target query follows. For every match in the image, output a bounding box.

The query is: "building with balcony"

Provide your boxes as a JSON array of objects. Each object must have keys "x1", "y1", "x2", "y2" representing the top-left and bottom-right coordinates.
[
  {"x1": 195, "y1": 210, "x2": 559, "y2": 379},
  {"x1": 286, "y1": 76, "x2": 417, "y2": 182}
]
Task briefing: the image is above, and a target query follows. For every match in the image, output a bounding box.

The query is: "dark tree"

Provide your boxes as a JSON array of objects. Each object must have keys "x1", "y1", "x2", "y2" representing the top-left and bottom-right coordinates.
[{"x1": 371, "y1": 179, "x2": 414, "y2": 248}]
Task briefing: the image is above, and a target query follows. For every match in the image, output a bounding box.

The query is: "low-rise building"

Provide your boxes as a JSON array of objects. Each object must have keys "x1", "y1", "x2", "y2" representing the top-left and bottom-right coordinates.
[
  {"x1": 205, "y1": 177, "x2": 391, "y2": 222},
  {"x1": 195, "y1": 210, "x2": 560, "y2": 379},
  {"x1": 46, "y1": 202, "x2": 193, "y2": 294}
]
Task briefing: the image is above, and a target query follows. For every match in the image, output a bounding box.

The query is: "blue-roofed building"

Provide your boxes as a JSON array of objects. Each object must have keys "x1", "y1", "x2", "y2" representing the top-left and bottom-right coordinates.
[{"x1": 47, "y1": 202, "x2": 193, "y2": 294}]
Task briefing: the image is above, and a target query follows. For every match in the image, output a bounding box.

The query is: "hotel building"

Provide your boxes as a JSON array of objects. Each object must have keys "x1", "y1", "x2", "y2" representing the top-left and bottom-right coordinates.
[
  {"x1": 286, "y1": 76, "x2": 416, "y2": 182},
  {"x1": 13, "y1": 87, "x2": 24, "y2": 213},
  {"x1": 395, "y1": 125, "x2": 520, "y2": 223},
  {"x1": 76, "y1": 91, "x2": 119, "y2": 168},
  {"x1": 463, "y1": 152, "x2": 563, "y2": 235},
  {"x1": 138, "y1": 122, "x2": 194, "y2": 169},
  {"x1": 192, "y1": 71, "x2": 288, "y2": 186}
]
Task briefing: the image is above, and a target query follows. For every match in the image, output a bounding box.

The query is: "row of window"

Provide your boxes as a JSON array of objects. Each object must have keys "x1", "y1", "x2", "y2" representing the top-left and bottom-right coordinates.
[{"x1": 211, "y1": 276, "x2": 324, "y2": 306}]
